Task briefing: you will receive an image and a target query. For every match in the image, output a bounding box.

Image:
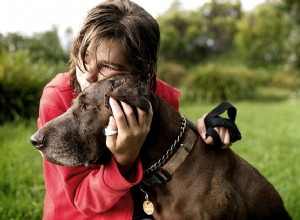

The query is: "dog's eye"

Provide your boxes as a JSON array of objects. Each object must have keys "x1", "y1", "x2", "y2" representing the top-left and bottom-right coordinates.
[{"x1": 80, "y1": 103, "x2": 88, "y2": 110}]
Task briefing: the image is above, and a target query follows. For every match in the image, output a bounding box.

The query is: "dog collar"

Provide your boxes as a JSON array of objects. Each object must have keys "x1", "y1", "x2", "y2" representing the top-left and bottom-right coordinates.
[{"x1": 142, "y1": 115, "x2": 198, "y2": 186}]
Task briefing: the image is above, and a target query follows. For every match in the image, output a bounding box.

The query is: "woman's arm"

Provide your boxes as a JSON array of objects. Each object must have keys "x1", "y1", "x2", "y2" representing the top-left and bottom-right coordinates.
[{"x1": 39, "y1": 86, "x2": 143, "y2": 215}]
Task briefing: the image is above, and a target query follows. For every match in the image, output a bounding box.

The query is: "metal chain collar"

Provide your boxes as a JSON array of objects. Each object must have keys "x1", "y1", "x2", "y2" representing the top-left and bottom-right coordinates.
[{"x1": 143, "y1": 115, "x2": 187, "y2": 176}]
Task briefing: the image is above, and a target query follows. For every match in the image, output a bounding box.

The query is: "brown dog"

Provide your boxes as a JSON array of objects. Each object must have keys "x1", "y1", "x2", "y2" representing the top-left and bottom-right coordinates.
[{"x1": 30, "y1": 74, "x2": 291, "y2": 219}]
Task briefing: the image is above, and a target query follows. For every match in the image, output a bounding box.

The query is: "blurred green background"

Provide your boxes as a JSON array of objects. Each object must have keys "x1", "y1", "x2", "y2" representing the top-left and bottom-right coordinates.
[{"x1": 0, "y1": 0, "x2": 299, "y2": 219}]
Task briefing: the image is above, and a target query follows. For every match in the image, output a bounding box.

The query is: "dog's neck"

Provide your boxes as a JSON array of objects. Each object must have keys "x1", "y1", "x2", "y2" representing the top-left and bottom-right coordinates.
[{"x1": 139, "y1": 92, "x2": 183, "y2": 170}]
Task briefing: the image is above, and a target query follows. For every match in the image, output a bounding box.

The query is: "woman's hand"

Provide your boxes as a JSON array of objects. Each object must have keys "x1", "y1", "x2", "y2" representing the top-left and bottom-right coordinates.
[
  {"x1": 105, "y1": 98, "x2": 153, "y2": 174},
  {"x1": 197, "y1": 114, "x2": 231, "y2": 148}
]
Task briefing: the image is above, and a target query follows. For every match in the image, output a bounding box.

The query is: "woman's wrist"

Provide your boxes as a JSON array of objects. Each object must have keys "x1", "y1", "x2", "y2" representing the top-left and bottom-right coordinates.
[{"x1": 116, "y1": 156, "x2": 138, "y2": 177}]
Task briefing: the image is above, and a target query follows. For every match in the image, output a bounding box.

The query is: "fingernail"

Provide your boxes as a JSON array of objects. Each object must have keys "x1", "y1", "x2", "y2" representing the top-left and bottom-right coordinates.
[
  {"x1": 109, "y1": 116, "x2": 113, "y2": 124},
  {"x1": 109, "y1": 97, "x2": 114, "y2": 105}
]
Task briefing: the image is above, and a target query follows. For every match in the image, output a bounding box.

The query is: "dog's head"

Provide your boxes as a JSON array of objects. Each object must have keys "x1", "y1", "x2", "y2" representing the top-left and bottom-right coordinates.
[{"x1": 30, "y1": 74, "x2": 150, "y2": 167}]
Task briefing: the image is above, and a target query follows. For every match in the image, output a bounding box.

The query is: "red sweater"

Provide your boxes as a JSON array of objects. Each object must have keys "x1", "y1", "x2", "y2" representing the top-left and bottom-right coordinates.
[{"x1": 38, "y1": 73, "x2": 180, "y2": 220}]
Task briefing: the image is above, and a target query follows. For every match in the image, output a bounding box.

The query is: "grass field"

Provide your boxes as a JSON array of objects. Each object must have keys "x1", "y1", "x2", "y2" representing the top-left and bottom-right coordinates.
[
  {"x1": 0, "y1": 101, "x2": 299, "y2": 219},
  {"x1": 0, "y1": 119, "x2": 44, "y2": 219}
]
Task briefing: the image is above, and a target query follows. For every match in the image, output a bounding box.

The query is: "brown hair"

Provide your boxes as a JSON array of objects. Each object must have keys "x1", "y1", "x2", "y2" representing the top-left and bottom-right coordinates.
[{"x1": 69, "y1": 0, "x2": 160, "y2": 94}]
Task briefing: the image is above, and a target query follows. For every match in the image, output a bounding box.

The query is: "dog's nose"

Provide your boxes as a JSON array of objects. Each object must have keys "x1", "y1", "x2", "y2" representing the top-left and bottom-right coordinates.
[{"x1": 30, "y1": 132, "x2": 45, "y2": 150}]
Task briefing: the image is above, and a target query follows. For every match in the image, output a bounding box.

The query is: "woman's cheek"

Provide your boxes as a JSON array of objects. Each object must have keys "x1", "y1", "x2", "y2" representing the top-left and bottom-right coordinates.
[{"x1": 76, "y1": 66, "x2": 90, "y2": 90}]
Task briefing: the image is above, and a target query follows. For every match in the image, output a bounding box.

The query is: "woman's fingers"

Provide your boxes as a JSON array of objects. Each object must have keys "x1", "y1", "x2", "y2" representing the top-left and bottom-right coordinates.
[
  {"x1": 120, "y1": 101, "x2": 138, "y2": 129},
  {"x1": 137, "y1": 101, "x2": 153, "y2": 129},
  {"x1": 197, "y1": 113, "x2": 208, "y2": 141},
  {"x1": 222, "y1": 128, "x2": 231, "y2": 148},
  {"x1": 197, "y1": 113, "x2": 231, "y2": 147},
  {"x1": 106, "y1": 97, "x2": 152, "y2": 167},
  {"x1": 109, "y1": 98, "x2": 130, "y2": 131}
]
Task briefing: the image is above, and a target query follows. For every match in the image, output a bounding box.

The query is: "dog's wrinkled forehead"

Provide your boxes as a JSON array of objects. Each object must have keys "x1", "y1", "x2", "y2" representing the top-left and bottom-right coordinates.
[{"x1": 86, "y1": 74, "x2": 151, "y2": 112}]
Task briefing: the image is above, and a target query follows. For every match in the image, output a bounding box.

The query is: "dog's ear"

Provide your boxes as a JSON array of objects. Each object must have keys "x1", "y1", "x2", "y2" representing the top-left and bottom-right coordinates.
[{"x1": 106, "y1": 76, "x2": 151, "y2": 112}]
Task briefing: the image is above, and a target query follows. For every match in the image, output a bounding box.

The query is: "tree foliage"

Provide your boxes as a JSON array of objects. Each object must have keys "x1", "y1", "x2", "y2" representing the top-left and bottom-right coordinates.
[
  {"x1": 279, "y1": 0, "x2": 300, "y2": 24},
  {"x1": 0, "y1": 28, "x2": 68, "y2": 123},
  {"x1": 278, "y1": 0, "x2": 300, "y2": 68},
  {"x1": 0, "y1": 27, "x2": 68, "y2": 64},
  {"x1": 0, "y1": 50, "x2": 67, "y2": 123},
  {"x1": 158, "y1": 0, "x2": 242, "y2": 64},
  {"x1": 234, "y1": 2, "x2": 292, "y2": 65},
  {"x1": 157, "y1": 0, "x2": 300, "y2": 69}
]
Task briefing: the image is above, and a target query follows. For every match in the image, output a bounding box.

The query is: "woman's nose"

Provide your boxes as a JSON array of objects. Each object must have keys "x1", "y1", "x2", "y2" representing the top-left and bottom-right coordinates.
[{"x1": 86, "y1": 71, "x2": 98, "y2": 83}]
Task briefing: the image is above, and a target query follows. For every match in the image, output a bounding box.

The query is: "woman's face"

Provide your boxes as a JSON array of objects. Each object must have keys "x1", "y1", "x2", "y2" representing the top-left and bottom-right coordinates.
[{"x1": 76, "y1": 39, "x2": 132, "y2": 91}]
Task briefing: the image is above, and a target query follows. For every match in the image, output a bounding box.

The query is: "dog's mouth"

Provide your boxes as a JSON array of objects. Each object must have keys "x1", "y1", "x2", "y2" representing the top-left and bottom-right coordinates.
[
  {"x1": 42, "y1": 151, "x2": 111, "y2": 167},
  {"x1": 32, "y1": 137, "x2": 111, "y2": 167}
]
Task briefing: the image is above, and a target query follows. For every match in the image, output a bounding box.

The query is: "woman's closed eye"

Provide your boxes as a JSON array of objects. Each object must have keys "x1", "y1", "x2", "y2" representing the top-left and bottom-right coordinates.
[
  {"x1": 98, "y1": 63, "x2": 130, "y2": 76},
  {"x1": 97, "y1": 63, "x2": 114, "y2": 76},
  {"x1": 101, "y1": 63, "x2": 114, "y2": 70}
]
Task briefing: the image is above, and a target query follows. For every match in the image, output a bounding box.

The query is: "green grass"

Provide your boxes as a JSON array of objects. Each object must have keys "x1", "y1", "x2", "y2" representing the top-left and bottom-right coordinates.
[
  {"x1": 0, "y1": 101, "x2": 299, "y2": 219},
  {"x1": 180, "y1": 100, "x2": 300, "y2": 219},
  {"x1": 0, "y1": 120, "x2": 44, "y2": 219}
]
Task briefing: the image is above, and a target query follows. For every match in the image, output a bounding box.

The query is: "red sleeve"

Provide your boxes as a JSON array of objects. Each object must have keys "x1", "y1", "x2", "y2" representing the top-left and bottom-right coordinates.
[
  {"x1": 55, "y1": 158, "x2": 142, "y2": 215},
  {"x1": 39, "y1": 74, "x2": 143, "y2": 215},
  {"x1": 155, "y1": 78, "x2": 180, "y2": 111}
]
